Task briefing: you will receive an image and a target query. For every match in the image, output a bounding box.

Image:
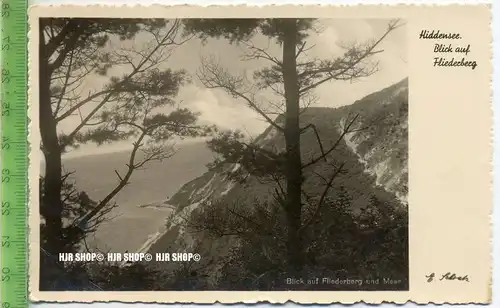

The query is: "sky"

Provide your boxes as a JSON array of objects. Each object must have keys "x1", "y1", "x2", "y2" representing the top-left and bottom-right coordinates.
[{"x1": 54, "y1": 18, "x2": 408, "y2": 158}]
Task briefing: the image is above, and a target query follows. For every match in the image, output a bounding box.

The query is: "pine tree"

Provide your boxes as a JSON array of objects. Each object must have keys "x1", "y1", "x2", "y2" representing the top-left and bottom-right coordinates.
[
  {"x1": 334, "y1": 185, "x2": 352, "y2": 210},
  {"x1": 39, "y1": 18, "x2": 211, "y2": 256},
  {"x1": 183, "y1": 18, "x2": 403, "y2": 270}
]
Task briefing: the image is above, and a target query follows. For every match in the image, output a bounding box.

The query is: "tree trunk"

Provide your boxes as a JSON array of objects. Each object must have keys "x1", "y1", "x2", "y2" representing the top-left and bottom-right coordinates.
[
  {"x1": 39, "y1": 27, "x2": 65, "y2": 255},
  {"x1": 282, "y1": 19, "x2": 304, "y2": 270}
]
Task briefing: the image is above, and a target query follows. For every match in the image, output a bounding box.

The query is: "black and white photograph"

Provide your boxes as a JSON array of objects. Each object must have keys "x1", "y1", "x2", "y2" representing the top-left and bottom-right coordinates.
[{"x1": 37, "y1": 15, "x2": 410, "y2": 292}]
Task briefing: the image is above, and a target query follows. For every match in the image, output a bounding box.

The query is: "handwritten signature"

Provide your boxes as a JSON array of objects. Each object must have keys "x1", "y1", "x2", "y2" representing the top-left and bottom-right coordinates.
[{"x1": 425, "y1": 272, "x2": 469, "y2": 283}]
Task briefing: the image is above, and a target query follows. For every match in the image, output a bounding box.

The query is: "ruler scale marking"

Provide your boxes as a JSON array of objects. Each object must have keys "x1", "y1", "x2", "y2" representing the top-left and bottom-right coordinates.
[{"x1": 1, "y1": 0, "x2": 28, "y2": 307}]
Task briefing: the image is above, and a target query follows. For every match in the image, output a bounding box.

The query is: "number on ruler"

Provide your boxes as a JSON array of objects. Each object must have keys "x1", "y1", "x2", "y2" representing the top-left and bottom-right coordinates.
[
  {"x1": 1, "y1": 0, "x2": 28, "y2": 306},
  {"x1": 2, "y1": 136, "x2": 10, "y2": 150},
  {"x1": 1, "y1": 103, "x2": 10, "y2": 116},
  {"x1": 2, "y1": 200, "x2": 10, "y2": 216},
  {"x1": 2, "y1": 35, "x2": 10, "y2": 50},
  {"x1": 1, "y1": 69, "x2": 10, "y2": 84},
  {"x1": 1, "y1": 3, "x2": 10, "y2": 17},
  {"x1": 1, "y1": 267, "x2": 10, "y2": 282},
  {"x1": 1, "y1": 168, "x2": 10, "y2": 183},
  {"x1": 1, "y1": 235, "x2": 10, "y2": 248}
]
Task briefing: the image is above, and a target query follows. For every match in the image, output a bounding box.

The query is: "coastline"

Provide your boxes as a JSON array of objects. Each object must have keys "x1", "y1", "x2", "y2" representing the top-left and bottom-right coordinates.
[{"x1": 135, "y1": 203, "x2": 176, "y2": 254}]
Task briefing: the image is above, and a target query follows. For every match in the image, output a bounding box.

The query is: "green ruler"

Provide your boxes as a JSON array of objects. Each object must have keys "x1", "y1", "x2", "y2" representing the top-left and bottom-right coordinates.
[{"x1": 0, "y1": 0, "x2": 28, "y2": 307}]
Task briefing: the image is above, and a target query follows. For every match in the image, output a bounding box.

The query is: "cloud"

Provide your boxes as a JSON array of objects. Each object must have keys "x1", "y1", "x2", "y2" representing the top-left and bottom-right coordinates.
[
  {"x1": 180, "y1": 85, "x2": 270, "y2": 136},
  {"x1": 307, "y1": 19, "x2": 408, "y2": 108},
  {"x1": 315, "y1": 26, "x2": 343, "y2": 56},
  {"x1": 56, "y1": 19, "x2": 408, "y2": 156}
]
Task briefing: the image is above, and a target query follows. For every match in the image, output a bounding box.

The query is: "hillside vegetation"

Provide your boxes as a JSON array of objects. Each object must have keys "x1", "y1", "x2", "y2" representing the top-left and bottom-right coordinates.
[{"x1": 144, "y1": 78, "x2": 409, "y2": 290}]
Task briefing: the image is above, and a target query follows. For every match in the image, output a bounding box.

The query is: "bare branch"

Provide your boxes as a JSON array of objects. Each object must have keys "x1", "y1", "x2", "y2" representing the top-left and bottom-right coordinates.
[
  {"x1": 114, "y1": 170, "x2": 124, "y2": 182},
  {"x1": 302, "y1": 113, "x2": 360, "y2": 169},
  {"x1": 300, "y1": 123, "x2": 326, "y2": 163},
  {"x1": 241, "y1": 41, "x2": 283, "y2": 67},
  {"x1": 55, "y1": 21, "x2": 187, "y2": 124},
  {"x1": 197, "y1": 57, "x2": 285, "y2": 133},
  {"x1": 53, "y1": 49, "x2": 75, "y2": 117},
  {"x1": 74, "y1": 128, "x2": 149, "y2": 228},
  {"x1": 299, "y1": 162, "x2": 345, "y2": 234},
  {"x1": 298, "y1": 19, "x2": 404, "y2": 95},
  {"x1": 295, "y1": 41, "x2": 315, "y2": 60}
]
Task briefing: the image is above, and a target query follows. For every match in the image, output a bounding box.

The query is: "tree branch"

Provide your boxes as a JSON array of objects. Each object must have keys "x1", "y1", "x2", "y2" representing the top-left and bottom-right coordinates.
[
  {"x1": 74, "y1": 130, "x2": 148, "y2": 229},
  {"x1": 302, "y1": 113, "x2": 359, "y2": 169},
  {"x1": 299, "y1": 162, "x2": 345, "y2": 234},
  {"x1": 53, "y1": 49, "x2": 75, "y2": 117},
  {"x1": 197, "y1": 57, "x2": 285, "y2": 133},
  {"x1": 300, "y1": 123, "x2": 326, "y2": 163},
  {"x1": 55, "y1": 21, "x2": 186, "y2": 124},
  {"x1": 45, "y1": 20, "x2": 79, "y2": 60},
  {"x1": 48, "y1": 26, "x2": 87, "y2": 74},
  {"x1": 298, "y1": 19, "x2": 404, "y2": 95},
  {"x1": 241, "y1": 41, "x2": 283, "y2": 67}
]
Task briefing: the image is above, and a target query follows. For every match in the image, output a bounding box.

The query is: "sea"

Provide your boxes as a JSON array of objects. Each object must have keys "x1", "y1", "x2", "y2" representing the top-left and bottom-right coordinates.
[{"x1": 40, "y1": 141, "x2": 214, "y2": 253}]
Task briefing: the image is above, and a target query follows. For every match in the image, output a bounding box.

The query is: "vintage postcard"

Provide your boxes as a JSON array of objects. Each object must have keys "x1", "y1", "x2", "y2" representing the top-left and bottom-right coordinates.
[{"x1": 28, "y1": 3, "x2": 492, "y2": 304}]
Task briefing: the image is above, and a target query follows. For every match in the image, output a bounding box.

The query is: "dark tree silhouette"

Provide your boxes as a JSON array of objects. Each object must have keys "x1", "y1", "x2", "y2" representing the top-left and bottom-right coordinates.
[
  {"x1": 183, "y1": 18, "x2": 404, "y2": 269},
  {"x1": 38, "y1": 18, "x2": 214, "y2": 289}
]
